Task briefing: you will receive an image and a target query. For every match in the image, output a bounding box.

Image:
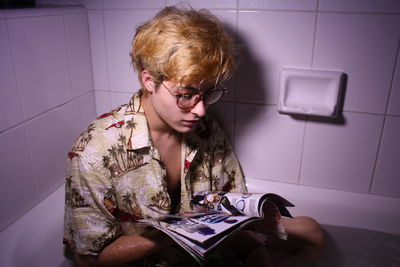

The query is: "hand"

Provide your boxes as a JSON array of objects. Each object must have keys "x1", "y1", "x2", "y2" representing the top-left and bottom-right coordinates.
[
  {"x1": 247, "y1": 200, "x2": 287, "y2": 239},
  {"x1": 261, "y1": 199, "x2": 281, "y2": 227}
]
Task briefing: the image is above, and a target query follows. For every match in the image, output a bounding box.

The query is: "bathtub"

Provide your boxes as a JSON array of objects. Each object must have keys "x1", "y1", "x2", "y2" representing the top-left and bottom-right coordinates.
[
  {"x1": 0, "y1": 185, "x2": 73, "y2": 267},
  {"x1": 1, "y1": 183, "x2": 399, "y2": 267}
]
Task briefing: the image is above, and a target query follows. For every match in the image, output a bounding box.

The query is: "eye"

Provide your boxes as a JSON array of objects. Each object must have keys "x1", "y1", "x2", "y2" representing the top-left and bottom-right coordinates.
[{"x1": 180, "y1": 94, "x2": 196, "y2": 100}]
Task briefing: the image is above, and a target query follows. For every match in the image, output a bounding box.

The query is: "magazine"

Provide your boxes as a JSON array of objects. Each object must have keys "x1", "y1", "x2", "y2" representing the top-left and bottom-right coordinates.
[{"x1": 139, "y1": 191, "x2": 294, "y2": 264}]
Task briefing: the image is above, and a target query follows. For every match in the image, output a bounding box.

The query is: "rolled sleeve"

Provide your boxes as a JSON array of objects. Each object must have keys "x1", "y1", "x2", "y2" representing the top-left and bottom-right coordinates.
[{"x1": 64, "y1": 155, "x2": 121, "y2": 255}]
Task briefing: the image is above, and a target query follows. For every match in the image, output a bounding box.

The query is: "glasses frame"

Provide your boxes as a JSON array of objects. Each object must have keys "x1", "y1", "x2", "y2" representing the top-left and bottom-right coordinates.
[{"x1": 161, "y1": 81, "x2": 227, "y2": 110}]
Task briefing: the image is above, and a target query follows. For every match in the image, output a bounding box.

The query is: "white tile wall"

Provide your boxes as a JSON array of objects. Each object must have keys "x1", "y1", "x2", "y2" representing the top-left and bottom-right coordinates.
[
  {"x1": 64, "y1": 12, "x2": 94, "y2": 98},
  {"x1": 104, "y1": 10, "x2": 157, "y2": 93},
  {"x1": 211, "y1": 10, "x2": 237, "y2": 103},
  {"x1": 237, "y1": 11, "x2": 315, "y2": 104},
  {"x1": 95, "y1": 91, "x2": 112, "y2": 116},
  {"x1": 103, "y1": 0, "x2": 165, "y2": 9},
  {"x1": 83, "y1": 0, "x2": 103, "y2": 9},
  {"x1": 167, "y1": 0, "x2": 236, "y2": 9},
  {"x1": 319, "y1": 0, "x2": 400, "y2": 13},
  {"x1": 110, "y1": 91, "x2": 133, "y2": 107},
  {"x1": 0, "y1": 9, "x2": 95, "y2": 228},
  {"x1": 313, "y1": 13, "x2": 400, "y2": 114},
  {"x1": 5, "y1": 7, "x2": 64, "y2": 17},
  {"x1": 301, "y1": 112, "x2": 384, "y2": 192},
  {"x1": 26, "y1": 103, "x2": 77, "y2": 200},
  {"x1": 88, "y1": 11, "x2": 109, "y2": 92},
  {"x1": 235, "y1": 104, "x2": 305, "y2": 183},
  {"x1": 372, "y1": 116, "x2": 400, "y2": 197},
  {"x1": 0, "y1": 185, "x2": 68, "y2": 267},
  {"x1": 8, "y1": 14, "x2": 71, "y2": 120},
  {"x1": 0, "y1": 126, "x2": 38, "y2": 230},
  {"x1": 239, "y1": 0, "x2": 318, "y2": 10},
  {"x1": 74, "y1": 93, "x2": 97, "y2": 133},
  {"x1": 388, "y1": 51, "x2": 400, "y2": 116},
  {"x1": 0, "y1": 20, "x2": 23, "y2": 132}
]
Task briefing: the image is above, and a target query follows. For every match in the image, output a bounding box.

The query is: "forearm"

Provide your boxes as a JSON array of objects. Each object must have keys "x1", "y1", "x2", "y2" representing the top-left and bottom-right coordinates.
[
  {"x1": 75, "y1": 229, "x2": 174, "y2": 266},
  {"x1": 229, "y1": 229, "x2": 265, "y2": 254}
]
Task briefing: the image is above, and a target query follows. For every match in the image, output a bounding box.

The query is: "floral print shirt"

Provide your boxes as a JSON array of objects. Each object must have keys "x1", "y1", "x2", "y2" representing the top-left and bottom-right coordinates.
[{"x1": 63, "y1": 90, "x2": 246, "y2": 259}]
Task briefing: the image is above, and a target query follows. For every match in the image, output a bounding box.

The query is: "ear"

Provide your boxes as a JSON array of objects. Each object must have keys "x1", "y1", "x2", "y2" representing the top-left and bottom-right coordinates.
[{"x1": 141, "y1": 70, "x2": 156, "y2": 94}]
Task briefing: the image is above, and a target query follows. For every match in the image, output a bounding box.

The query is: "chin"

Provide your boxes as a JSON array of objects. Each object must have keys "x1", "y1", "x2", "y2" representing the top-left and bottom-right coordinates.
[{"x1": 175, "y1": 125, "x2": 197, "y2": 133}]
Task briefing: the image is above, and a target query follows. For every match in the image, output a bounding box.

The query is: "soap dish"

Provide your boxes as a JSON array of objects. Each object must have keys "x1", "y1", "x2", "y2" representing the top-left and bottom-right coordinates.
[{"x1": 278, "y1": 68, "x2": 344, "y2": 117}]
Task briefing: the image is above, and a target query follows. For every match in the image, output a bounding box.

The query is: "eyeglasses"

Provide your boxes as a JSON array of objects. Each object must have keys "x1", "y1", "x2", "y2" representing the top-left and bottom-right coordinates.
[{"x1": 161, "y1": 82, "x2": 227, "y2": 110}]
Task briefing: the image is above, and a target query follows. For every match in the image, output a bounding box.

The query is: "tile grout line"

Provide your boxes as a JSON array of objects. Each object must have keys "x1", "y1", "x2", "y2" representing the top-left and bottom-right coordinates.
[
  {"x1": 62, "y1": 13, "x2": 76, "y2": 128},
  {"x1": 101, "y1": 6, "x2": 113, "y2": 112},
  {"x1": 4, "y1": 15, "x2": 41, "y2": 202},
  {"x1": 368, "y1": 38, "x2": 400, "y2": 193},
  {"x1": 237, "y1": 8, "x2": 400, "y2": 15},
  {"x1": 297, "y1": 117, "x2": 308, "y2": 185},
  {"x1": 311, "y1": 0, "x2": 320, "y2": 68},
  {"x1": 85, "y1": 9, "x2": 97, "y2": 108},
  {"x1": 0, "y1": 183, "x2": 65, "y2": 234},
  {"x1": 296, "y1": 0, "x2": 320, "y2": 185},
  {"x1": 4, "y1": 15, "x2": 26, "y2": 127},
  {"x1": 247, "y1": 175, "x2": 400, "y2": 198},
  {"x1": 0, "y1": 91, "x2": 94, "y2": 135}
]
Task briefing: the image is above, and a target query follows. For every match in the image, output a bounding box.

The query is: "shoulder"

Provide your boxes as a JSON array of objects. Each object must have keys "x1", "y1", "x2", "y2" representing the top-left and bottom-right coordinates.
[{"x1": 68, "y1": 105, "x2": 127, "y2": 164}]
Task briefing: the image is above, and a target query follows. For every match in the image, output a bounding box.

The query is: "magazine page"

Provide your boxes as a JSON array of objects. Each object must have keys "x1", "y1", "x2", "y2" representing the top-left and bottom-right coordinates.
[
  {"x1": 192, "y1": 191, "x2": 267, "y2": 216},
  {"x1": 138, "y1": 219, "x2": 205, "y2": 264},
  {"x1": 223, "y1": 192, "x2": 266, "y2": 216},
  {"x1": 141, "y1": 213, "x2": 257, "y2": 243},
  {"x1": 139, "y1": 213, "x2": 259, "y2": 262},
  {"x1": 259, "y1": 193, "x2": 295, "y2": 218},
  {"x1": 191, "y1": 191, "x2": 294, "y2": 218}
]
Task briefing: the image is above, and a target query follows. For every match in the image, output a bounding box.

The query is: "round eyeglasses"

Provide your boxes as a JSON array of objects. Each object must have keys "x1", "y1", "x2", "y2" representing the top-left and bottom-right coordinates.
[{"x1": 161, "y1": 82, "x2": 227, "y2": 110}]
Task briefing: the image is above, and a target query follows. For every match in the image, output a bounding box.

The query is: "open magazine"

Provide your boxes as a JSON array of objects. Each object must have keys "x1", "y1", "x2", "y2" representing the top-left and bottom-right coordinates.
[{"x1": 139, "y1": 191, "x2": 294, "y2": 264}]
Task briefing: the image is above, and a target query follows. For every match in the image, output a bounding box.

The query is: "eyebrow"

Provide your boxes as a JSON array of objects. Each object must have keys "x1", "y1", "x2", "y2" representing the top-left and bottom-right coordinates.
[
  {"x1": 182, "y1": 85, "x2": 215, "y2": 93},
  {"x1": 182, "y1": 86, "x2": 199, "y2": 92}
]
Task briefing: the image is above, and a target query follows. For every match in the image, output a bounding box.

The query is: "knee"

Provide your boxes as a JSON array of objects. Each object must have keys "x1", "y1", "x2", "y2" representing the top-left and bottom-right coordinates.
[{"x1": 285, "y1": 216, "x2": 326, "y2": 254}]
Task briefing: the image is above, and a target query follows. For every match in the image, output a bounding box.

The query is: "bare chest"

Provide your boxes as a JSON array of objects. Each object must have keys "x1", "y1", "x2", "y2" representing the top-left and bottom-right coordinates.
[{"x1": 155, "y1": 140, "x2": 182, "y2": 205}]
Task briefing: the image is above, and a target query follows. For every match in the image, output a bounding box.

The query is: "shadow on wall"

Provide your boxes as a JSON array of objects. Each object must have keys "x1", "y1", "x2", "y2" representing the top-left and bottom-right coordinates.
[{"x1": 208, "y1": 22, "x2": 267, "y2": 143}]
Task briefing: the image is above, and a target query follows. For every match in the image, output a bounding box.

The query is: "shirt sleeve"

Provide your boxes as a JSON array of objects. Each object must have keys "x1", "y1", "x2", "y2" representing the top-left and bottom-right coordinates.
[{"x1": 63, "y1": 154, "x2": 121, "y2": 256}]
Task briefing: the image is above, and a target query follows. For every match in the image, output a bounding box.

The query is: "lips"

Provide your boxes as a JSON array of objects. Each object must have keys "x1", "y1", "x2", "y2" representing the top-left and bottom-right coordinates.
[{"x1": 182, "y1": 120, "x2": 199, "y2": 126}]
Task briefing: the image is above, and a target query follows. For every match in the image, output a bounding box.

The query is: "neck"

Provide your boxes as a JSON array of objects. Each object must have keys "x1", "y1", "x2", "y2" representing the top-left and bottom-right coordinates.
[{"x1": 142, "y1": 93, "x2": 181, "y2": 143}]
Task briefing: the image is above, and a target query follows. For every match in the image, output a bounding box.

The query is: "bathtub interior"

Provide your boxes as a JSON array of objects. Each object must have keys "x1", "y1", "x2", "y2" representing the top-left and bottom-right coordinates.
[
  {"x1": 1, "y1": 185, "x2": 399, "y2": 267},
  {"x1": 320, "y1": 224, "x2": 400, "y2": 267}
]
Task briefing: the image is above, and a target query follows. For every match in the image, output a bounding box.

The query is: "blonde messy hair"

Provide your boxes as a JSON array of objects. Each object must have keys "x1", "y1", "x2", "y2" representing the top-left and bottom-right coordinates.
[{"x1": 130, "y1": 6, "x2": 236, "y2": 87}]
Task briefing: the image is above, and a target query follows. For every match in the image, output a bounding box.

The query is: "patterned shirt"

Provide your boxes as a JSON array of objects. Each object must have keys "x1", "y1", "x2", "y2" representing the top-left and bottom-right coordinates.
[{"x1": 63, "y1": 90, "x2": 246, "y2": 259}]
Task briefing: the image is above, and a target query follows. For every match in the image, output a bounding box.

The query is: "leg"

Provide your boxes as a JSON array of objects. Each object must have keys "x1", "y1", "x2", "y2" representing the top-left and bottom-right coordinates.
[
  {"x1": 269, "y1": 216, "x2": 326, "y2": 267},
  {"x1": 228, "y1": 229, "x2": 275, "y2": 267}
]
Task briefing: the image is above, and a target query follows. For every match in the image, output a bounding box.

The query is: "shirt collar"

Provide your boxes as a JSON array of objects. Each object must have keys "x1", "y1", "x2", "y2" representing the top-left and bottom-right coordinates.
[{"x1": 123, "y1": 90, "x2": 152, "y2": 151}]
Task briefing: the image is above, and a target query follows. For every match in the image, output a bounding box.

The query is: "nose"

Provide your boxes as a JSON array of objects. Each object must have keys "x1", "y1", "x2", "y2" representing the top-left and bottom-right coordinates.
[{"x1": 190, "y1": 99, "x2": 207, "y2": 118}]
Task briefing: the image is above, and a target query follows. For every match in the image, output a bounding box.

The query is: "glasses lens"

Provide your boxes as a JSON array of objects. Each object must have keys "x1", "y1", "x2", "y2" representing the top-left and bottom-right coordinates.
[
  {"x1": 204, "y1": 90, "x2": 224, "y2": 105},
  {"x1": 178, "y1": 94, "x2": 200, "y2": 109}
]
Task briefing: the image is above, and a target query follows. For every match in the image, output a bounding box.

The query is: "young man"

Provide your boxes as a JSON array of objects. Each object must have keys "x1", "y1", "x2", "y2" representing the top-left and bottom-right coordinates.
[{"x1": 64, "y1": 6, "x2": 325, "y2": 266}]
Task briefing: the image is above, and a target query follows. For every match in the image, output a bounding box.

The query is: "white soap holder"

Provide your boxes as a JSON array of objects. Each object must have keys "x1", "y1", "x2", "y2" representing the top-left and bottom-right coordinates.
[{"x1": 278, "y1": 68, "x2": 344, "y2": 117}]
